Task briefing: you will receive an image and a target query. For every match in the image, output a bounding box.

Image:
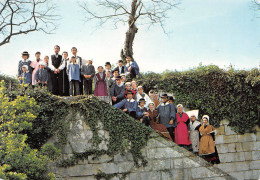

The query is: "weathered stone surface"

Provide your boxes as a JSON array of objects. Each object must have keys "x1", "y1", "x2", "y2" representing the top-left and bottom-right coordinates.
[
  {"x1": 224, "y1": 125, "x2": 236, "y2": 135},
  {"x1": 249, "y1": 160, "x2": 260, "y2": 170},
  {"x1": 88, "y1": 154, "x2": 113, "y2": 164},
  {"x1": 215, "y1": 135, "x2": 224, "y2": 144},
  {"x1": 219, "y1": 152, "x2": 245, "y2": 163},
  {"x1": 237, "y1": 133, "x2": 257, "y2": 142},
  {"x1": 215, "y1": 162, "x2": 250, "y2": 172},
  {"x1": 191, "y1": 167, "x2": 220, "y2": 179},
  {"x1": 223, "y1": 135, "x2": 238, "y2": 144},
  {"x1": 241, "y1": 141, "x2": 260, "y2": 151},
  {"x1": 244, "y1": 170, "x2": 260, "y2": 180},
  {"x1": 146, "y1": 147, "x2": 184, "y2": 159},
  {"x1": 216, "y1": 125, "x2": 225, "y2": 135},
  {"x1": 252, "y1": 150, "x2": 260, "y2": 160},
  {"x1": 235, "y1": 142, "x2": 243, "y2": 152},
  {"x1": 220, "y1": 119, "x2": 230, "y2": 126}
]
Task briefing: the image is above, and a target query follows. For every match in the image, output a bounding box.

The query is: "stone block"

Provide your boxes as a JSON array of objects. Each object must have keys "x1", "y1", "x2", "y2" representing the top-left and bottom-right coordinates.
[
  {"x1": 150, "y1": 159, "x2": 171, "y2": 171},
  {"x1": 215, "y1": 135, "x2": 224, "y2": 144},
  {"x1": 249, "y1": 160, "x2": 260, "y2": 170},
  {"x1": 252, "y1": 151, "x2": 260, "y2": 160},
  {"x1": 216, "y1": 144, "x2": 229, "y2": 154},
  {"x1": 242, "y1": 141, "x2": 260, "y2": 151},
  {"x1": 146, "y1": 147, "x2": 184, "y2": 159},
  {"x1": 224, "y1": 125, "x2": 236, "y2": 135},
  {"x1": 244, "y1": 151, "x2": 253, "y2": 161},
  {"x1": 182, "y1": 157, "x2": 201, "y2": 168},
  {"x1": 216, "y1": 126, "x2": 225, "y2": 135},
  {"x1": 227, "y1": 143, "x2": 236, "y2": 153},
  {"x1": 244, "y1": 170, "x2": 260, "y2": 180},
  {"x1": 235, "y1": 142, "x2": 243, "y2": 152},
  {"x1": 228, "y1": 171, "x2": 244, "y2": 180},
  {"x1": 256, "y1": 132, "x2": 260, "y2": 141},
  {"x1": 220, "y1": 119, "x2": 230, "y2": 125},
  {"x1": 191, "y1": 167, "x2": 220, "y2": 179},
  {"x1": 139, "y1": 171, "x2": 162, "y2": 180},
  {"x1": 219, "y1": 152, "x2": 245, "y2": 163},
  {"x1": 146, "y1": 138, "x2": 171, "y2": 148},
  {"x1": 237, "y1": 133, "x2": 256, "y2": 142},
  {"x1": 215, "y1": 162, "x2": 249, "y2": 172},
  {"x1": 117, "y1": 161, "x2": 135, "y2": 173},
  {"x1": 223, "y1": 135, "x2": 238, "y2": 144}
]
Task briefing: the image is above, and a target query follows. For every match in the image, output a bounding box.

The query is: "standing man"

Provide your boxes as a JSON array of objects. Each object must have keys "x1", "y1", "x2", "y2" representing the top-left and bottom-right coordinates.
[
  {"x1": 71, "y1": 47, "x2": 83, "y2": 95},
  {"x1": 49, "y1": 45, "x2": 65, "y2": 96},
  {"x1": 81, "y1": 59, "x2": 95, "y2": 95},
  {"x1": 157, "y1": 94, "x2": 177, "y2": 142}
]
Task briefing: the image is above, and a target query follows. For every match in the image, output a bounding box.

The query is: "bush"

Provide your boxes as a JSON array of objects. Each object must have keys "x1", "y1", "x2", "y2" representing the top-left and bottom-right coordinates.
[
  {"x1": 0, "y1": 80, "x2": 54, "y2": 180},
  {"x1": 136, "y1": 65, "x2": 260, "y2": 133}
]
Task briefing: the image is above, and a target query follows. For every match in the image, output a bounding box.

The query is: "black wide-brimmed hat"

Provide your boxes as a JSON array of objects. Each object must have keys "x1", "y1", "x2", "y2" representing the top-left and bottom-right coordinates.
[
  {"x1": 126, "y1": 90, "x2": 134, "y2": 95},
  {"x1": 161, "y1": 94, "x2": 168, "y2": 98},
  {"x1": 22, "y1": 51, "x2": 29, "y2": 56},
  {"x1": 105, "y1": 62, "x2": 111, "y2": 66},
  {"x1": 139, "y1": 98, "x2": 146, "y2": 103},
  {"x1": 115, "y1": 75, "x2": 122, "y2": 80},
  {"x1": 168, "y1": 96, "x2": 175, "y2": 101}
]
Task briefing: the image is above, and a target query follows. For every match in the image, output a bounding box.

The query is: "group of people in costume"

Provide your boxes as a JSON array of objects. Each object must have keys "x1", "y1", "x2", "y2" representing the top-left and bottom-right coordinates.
[{"x1": 17, "y1": 45, "x2": 219, "y2": 164}]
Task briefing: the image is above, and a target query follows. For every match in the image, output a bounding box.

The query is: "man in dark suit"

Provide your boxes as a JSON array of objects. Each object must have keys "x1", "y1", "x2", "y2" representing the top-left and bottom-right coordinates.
[
  {"x1": 49, "y1": 45, "x2": 65, "y2": 96},
  {"x1": 113, "y1": 60, "x2": 126, "y2": 75}
]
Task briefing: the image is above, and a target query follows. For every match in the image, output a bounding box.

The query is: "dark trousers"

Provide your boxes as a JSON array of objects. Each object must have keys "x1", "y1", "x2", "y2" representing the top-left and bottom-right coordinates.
[
  {"x1": 126, "y1": 111, "x2": 136, "y2": 119},
  {"x1": 79, "y1": 75, "x2": 84, "y2": 95},
  {"x1": 69, "y1": 80, "x2": 80, "y2": 96},
  {"x1": 129, "y1": 68, "x2": 136, "y2": 79},
  {"x1": 142, "y1": 116, "x2": 150, "y2": 126},
  {"x1": 37, "y1": 83, "x2": 47, "y2": 87},
  {"x1": 112, "y1": 98, "x2": 123, "y2": 105},
  {"x1": 83, "y1": 79, "x2": 93, "y2": 95},
  {"x1": 167, "y1": 127, "x2": 175, "y2": 142},
  {"x1": 51, "y1": 71, "x2": 64, "y2": 96}
]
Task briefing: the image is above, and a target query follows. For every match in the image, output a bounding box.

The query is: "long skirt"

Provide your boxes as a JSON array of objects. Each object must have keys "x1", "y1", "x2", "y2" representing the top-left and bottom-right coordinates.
[
  {"x1": 201, "y1": 147, "x2": 220, "y2": 164},
  {"x1": 150, "y1": 121, "x2": 173, "y2": 141},
  {"x1": 175, "y1": 122, "x2": 191, "y2": 145}
]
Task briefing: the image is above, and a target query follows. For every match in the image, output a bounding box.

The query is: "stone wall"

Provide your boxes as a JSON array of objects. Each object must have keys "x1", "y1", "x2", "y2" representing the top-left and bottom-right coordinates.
[
  {"x1": 51, "y1": 113, "x2": 234, "y2": 180},
  {"x1": 214, "y1": 120, "x2": 260, "y2": 180}
]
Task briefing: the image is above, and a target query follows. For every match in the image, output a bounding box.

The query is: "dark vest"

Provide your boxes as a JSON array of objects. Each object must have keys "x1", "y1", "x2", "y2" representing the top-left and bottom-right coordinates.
[{"x1": 51, "y1": 54, "x2": 62, "y2": 69}]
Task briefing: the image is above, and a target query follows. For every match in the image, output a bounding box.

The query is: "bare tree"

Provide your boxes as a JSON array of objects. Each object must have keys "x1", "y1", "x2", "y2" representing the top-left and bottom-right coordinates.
[
  {"x1": 0, "y1": 0, "x2": 58, "y2": 47},
  {"x1": 80, "y1": 0, "x2": 179, "y2": 62}
]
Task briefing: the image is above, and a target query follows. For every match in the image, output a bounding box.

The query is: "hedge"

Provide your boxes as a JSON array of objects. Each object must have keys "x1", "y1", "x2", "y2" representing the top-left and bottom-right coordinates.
[{"x1": 136, "y1": 65, "x2": 259, "y2": 133}]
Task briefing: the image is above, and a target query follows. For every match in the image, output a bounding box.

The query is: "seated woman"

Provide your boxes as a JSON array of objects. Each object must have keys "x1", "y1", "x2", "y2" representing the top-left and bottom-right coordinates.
[
  {"x1": 196, "y1": 115, "x2": 220, "y2": 164},
  {"x1": 148, "y1": 102, "x2": 173, "y2": 141},
  {"x1": 125, "y1": 55, "x2": 139, "y2": 79},
  {"x1": 175, "y1": 104, "x2": 192, "y2": 151}
]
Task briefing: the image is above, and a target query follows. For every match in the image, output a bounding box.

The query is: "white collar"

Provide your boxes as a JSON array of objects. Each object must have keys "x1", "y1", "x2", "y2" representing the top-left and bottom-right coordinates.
[
  {"x1": 160, "y1": 102, "x2": 169, "y2": 106},
  {"x1": 138, "y1": 105, "x2": 146, "y2": 109},
  {"x1": 127, "y1": 99, "x2": 135, "y2": 102},
  {"x1": 22, "y1": 59, "x2": 29, "y2": 62}
]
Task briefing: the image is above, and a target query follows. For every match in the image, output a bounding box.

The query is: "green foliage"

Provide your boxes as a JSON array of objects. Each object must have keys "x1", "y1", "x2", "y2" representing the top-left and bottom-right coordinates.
[
  {"x1": 0, "y1": 81, "x2": 54, "y2": 180},
  {"x1": 137, "y1": 65, "x2": 260, "y2": 133}
]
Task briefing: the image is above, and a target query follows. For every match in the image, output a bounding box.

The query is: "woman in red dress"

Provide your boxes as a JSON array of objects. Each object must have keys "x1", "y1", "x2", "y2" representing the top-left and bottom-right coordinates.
[{"x1": 175, "y1": 104, "x2": 192, "y2": 151}]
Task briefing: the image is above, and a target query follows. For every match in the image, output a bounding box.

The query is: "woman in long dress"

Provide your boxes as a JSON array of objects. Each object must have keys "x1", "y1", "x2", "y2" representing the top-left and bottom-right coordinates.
[
  {"x1": 94, "y1": 66, "x2": 109, "y2": 103},
  {"x1": 197, "y1": 115, "x2": 220, "y2": 164},
  {"x1": 175, "y1": 104, "x2": 192, "y2": 151},
  {"x1": 148, "y1": 102, "x2": 173, "y2": 141}
]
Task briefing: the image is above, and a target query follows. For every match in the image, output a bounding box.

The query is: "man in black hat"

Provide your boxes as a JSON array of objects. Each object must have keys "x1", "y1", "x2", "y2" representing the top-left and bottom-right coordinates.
[
  {"x1": 110, "y1": 75, "x2": 125, "y2": 105},
  {"x1": 168, "y1": 96, "x2": 177, "y2": 112},
  {"x1": 49, "y1": 45, "x2": 64, "y2": 96},
  {"x1": 18, "y1": 51, "x2": 32, "y2": 78},
  {"x1": 137, "y1": 98, "x2": 150, "y2": 126},
  {"x1": 114, "y1": 90, "x2": 137, "y2": 118},
  {"x1": 157, "y1": 94, "x2": 177, "y2": 142}
]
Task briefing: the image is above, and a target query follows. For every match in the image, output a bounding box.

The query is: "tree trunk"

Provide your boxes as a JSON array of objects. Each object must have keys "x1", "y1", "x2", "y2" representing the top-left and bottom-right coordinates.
[{"x1": 121, "y1": 0, "x2": 138, "y2": 63}]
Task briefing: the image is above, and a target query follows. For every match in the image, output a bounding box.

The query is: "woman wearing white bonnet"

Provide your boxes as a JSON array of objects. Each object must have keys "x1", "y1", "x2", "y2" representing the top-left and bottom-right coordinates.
[
  {"x1": 197, "y1": 115, "x2": 220, "y2": 164},
  {"x1": 189, "y1": 113, "x2": 201, "y2": 154}
]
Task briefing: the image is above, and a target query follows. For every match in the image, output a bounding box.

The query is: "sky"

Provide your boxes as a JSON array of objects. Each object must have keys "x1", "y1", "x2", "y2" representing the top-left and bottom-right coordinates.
[{"x1": 0, "y1": 0, "x2": 259, "y2": 77}]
